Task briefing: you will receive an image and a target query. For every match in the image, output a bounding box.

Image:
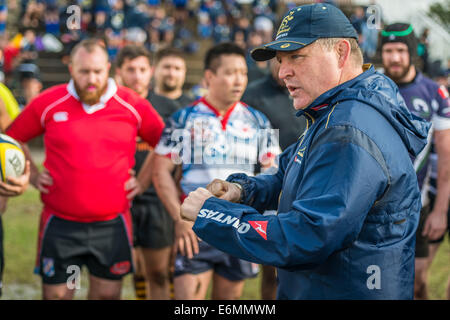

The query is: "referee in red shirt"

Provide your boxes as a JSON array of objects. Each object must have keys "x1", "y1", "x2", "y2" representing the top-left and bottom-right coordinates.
[{"x1": 5, "y1": 39, "x2": 165, "y2": 300}]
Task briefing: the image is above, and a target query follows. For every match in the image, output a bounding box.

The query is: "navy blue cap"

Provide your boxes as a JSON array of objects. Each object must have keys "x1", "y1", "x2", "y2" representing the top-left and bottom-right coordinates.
[{"x1": 251, "y1": 3, "x2": 358, "y2": 61}]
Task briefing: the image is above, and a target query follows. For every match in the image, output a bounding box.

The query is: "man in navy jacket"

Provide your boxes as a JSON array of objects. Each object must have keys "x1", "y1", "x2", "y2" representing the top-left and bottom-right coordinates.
[{"x1": 180, "y1": 3, "x2": 430, "y2": 299}]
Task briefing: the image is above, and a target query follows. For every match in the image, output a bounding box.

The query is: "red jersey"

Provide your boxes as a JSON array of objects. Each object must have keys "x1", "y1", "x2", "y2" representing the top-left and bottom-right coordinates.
[{"x1": 6, "y1": 79, "x2": 164, "y2": 222}]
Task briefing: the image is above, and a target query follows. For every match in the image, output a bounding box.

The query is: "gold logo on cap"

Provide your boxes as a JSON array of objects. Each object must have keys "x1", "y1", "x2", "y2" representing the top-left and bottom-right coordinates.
[
  {"x1": 276, "y1": 11, "x2": 295, "y2": 37},
  {"x1": 280, "y1": 43, "x2": 291, "y2": 48}
]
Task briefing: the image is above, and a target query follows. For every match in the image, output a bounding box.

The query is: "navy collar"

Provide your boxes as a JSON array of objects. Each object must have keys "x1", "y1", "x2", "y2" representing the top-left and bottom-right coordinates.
[{"x1": 296, "y1": 64, "x2": 376, "y2": 119}]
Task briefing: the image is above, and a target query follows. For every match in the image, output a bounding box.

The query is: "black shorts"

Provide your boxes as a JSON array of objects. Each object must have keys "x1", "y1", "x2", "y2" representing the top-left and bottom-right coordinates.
[
  {"x1": 131, "y1": 199, "x2": 174, "y2": 249},
  {"x1": 415, "y1": 204, "x2": 431, "y2": 258},
  {"x1": 174, "y1": 241, "x2": 259, "y2": 281},
  {"x1": 35, "y1": 213, "x2": 134, "y2": 284},
  {"x1": 0, "y1": 217, "x2": 3, "y2": 297},
  {"x1": 428, "y1": 193, "x2": 450, "y2": 244}
]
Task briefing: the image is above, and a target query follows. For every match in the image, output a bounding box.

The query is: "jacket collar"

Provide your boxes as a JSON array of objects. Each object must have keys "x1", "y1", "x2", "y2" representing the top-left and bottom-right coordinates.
[{"x1": 296, "y1": 64, "x2": 376, "y2": 119}]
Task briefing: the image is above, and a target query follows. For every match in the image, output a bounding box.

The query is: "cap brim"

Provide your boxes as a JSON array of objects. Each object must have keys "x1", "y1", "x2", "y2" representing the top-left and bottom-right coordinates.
[{"x1": 250, "y1": 37, "x2": 317, "y2": 61}]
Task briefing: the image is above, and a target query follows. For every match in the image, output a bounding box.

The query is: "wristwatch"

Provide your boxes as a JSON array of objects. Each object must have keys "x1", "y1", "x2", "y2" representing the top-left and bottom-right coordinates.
[{"x1": 231, "y1": 182, "x2": 244, "y2": 203}]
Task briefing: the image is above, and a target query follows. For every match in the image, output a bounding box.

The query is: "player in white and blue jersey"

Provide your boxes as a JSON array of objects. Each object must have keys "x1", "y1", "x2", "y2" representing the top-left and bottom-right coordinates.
[{"x1": 152, "y1": 42, "x2": 280, "y2": 299}]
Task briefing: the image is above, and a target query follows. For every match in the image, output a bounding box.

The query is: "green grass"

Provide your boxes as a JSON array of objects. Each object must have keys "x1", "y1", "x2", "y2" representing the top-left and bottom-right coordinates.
[{"x1": 1, "y1": 187, "x2": 448, "y2": 299}]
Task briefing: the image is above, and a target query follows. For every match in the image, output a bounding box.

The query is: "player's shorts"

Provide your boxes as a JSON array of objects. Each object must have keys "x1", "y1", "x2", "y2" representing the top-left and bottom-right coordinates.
[
  {"x1": 415, "y1": 203, "x2": 431, "y2": 258},
  {"x1": 131, "y1": 198, "x2": 174, "y2": 249},
  {"x1": 0, "y1": 217, "x2": 4, "y2": 297},
  {"x1": 427, "y1": 193, "x2": 450, "y2": 244},
  {"x1": 35, "y1": 211, "x2": 134, "y2": 284},
  {"x1": 174, "y1": 241, "x2": 259, "y2": 281}
]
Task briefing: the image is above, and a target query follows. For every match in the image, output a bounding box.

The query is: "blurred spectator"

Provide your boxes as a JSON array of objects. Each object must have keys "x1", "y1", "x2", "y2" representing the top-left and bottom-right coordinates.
[
  {"x1": 252, "y1": 0, "x2": 276, "y2": 21},
  {"x1": 172, "y1": 0, "x2": 189, "y2": 25},
  {"x1": 246, "y1": 30, "x2": 269, "y2": 84},
  {"x1": 232, "y1": 14, "x2": 251, "y2": 44},
  {"x1": 21, "y1": 0, "x2": 46, "y2": 33},
  {"x1": 360, "y1": 7, "x2": 380, "y2": 62},
  {"x1": 0, "y1": 3, "x2": 7, "y2": 36},
  {"x1": 212, "y1": 13, "x2": 231, "y2": 43},
  {"x1": 44, "y1": 4, "x2": 60, "y2": 36},
  {"x1": 253, "y1": 15, "x2": 273, "y2": 44},
  {"x1": 15, "y1": 62, "x2": 42, "y2": 107},
  {"x1": 0, "y1": 48, "x2": 20, "y2": 119},
  {"x1": 94, "y1": 8, "x2": 108, "y2": 34},
  {"x1": 433, "y1": 68, "x2": 449, "y2": 90},
  {"x1": 350, "y1": 6, "x2": 365, "y2": 37},
  {"x1": 418, "y1": 28, "x2": 430, "y2": 74},
  {"x1": 197, "y1": 11, "x2": 213, "y2": 39}
]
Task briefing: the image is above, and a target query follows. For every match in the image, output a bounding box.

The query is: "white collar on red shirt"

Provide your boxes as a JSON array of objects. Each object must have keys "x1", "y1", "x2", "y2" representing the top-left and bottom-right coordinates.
[{"x1": 67, "y1": 78, "x2": 118, "y2": 114}]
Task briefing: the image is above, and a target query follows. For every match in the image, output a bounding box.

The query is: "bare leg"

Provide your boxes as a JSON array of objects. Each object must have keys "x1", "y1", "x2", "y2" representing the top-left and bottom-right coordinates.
[
  {"x1": 132, "y1": 247, "x2": 149, "y2": 299},
  {"x1": 42, "y1": 283, "x2": 76, "y2": 300},
  {"x1": 261, "y1": 265, "x2": 277, "y2": 300},
  {"x1": 174, "y1": 270, "x2": 213, "y2": 300},
  {"x1": 141, "y1": 246, "x2": 172, "y2": 299},
  {"x1": 211, "y1": 273, "x2": 245, "y2": 300},
  {"x1": 87, "y1": 274, "x2": 122, "y2": 300},
  {"x1": 414, "y1": 257, "x2": 429, "y2": 300}
]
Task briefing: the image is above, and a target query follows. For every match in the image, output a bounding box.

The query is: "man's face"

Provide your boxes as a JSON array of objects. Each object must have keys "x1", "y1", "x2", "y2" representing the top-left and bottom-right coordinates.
[
  {"x1": 154, "y1": 56, "x2": 186, "y2": 93},
  {"x1": 69, "y1": 47, "x2": 110, "y2": 105},
  {"x1": 381, "y1": 42, "x2": 411, "y2": 82},
  {"x1": 277, "y1": 43, "x2": 341, "y2": 110},
  {"x1": 207, "y1": 54, "x2": 248, "y2": 106},
  {"x1": 117, "y1": 56, "x2": 152, "y2": 97}
]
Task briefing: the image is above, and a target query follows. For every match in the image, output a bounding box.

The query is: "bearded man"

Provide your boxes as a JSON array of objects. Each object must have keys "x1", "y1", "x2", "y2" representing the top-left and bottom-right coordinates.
[{"x1": 5, "y1": 39, "x2": 165, "y2": 300}]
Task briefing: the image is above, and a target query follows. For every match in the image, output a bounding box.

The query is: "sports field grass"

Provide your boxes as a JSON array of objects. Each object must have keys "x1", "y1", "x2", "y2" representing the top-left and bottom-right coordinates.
[{"x1": 1, "y1": 186, "x2": 448, "y2": 300}]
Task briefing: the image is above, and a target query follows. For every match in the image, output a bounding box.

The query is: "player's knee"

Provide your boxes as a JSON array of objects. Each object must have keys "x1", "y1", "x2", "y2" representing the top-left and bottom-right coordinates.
[
  {"x1": 148, "y1": 270, "x2": 170, "y2": 287},
  {"x1": 42, "y1": 287, "x2": 71, "y2": 300},
  {"x1": 91, "y1": 289, "x2": 121, "y2": 300}
]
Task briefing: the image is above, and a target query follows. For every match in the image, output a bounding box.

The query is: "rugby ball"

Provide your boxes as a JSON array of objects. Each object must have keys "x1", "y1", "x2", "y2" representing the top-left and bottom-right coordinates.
[{"x1": 0, "y1": 133, "x2": 25, "y2": 182}]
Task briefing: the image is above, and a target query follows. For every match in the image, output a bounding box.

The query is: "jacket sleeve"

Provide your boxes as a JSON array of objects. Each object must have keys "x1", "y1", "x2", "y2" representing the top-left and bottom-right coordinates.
[
  {"x1": 226, "y1": 142, "x2": 297, "y2": 212},
  {"x1": 193, "y1": 125, "x2": 389, "y2": 270}
]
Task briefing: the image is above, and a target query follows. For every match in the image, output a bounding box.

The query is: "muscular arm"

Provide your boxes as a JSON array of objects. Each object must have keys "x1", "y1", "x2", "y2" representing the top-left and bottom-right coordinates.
[
  {"x1": 152, "y1": 153, "x2": 199, "y2": 258},
  {"x1": 20, "y1": 143, "x2": 40, "y2": 188},
  {"x1": 152, "y1": 154, "x2": 181, "y2": 221},
  {"x1": 136, "y1": 151, "x2": 155, "y2": 192}
]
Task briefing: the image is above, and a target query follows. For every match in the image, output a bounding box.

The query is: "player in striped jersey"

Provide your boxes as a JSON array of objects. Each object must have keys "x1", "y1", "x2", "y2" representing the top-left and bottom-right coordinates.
[
  {"x1": 152, "y1": 42, "x2": 280, "y2": 299},
  {"x1": 381, "y1": 23, "x2": 450, "y2": 299}
]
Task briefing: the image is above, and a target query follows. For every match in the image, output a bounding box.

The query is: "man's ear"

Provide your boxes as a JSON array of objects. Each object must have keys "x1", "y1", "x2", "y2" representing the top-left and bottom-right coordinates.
[
  {"x1": 336, "y1": 40, "x2": 351, "y2": 68},
  {"x1": 204, "y1": 69, "x2": 213, "y2": 88},
  {"x1": 115, "y1": 66, "x2": 121, "y2": 78}
]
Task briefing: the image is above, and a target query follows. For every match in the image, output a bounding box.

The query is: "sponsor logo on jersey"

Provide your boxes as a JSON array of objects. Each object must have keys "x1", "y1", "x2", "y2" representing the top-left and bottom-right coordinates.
[
  {"x1": 110, "y1": 261, "x2": 131, "y2": 275},
  {"x1": 198, "y1": 209, "x2": 251, "y2": 234},
  {"x1": 42, "y1": 257, "x2": 55, "y2": 277},
  {"x1": 248, "y1": 221, "x2": 268, "y2": 240},
  {"x1": 53, "y1": 111, "x2": 69, "y2": 122}
]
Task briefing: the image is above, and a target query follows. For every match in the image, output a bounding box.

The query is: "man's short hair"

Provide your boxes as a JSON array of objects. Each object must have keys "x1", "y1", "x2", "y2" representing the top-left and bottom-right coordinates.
[
  {"x1": 204, "y1": 42, "x2": 246, "y2": 72},
  {"x1": 315, "y1": 38, "x2": 363, "y2": 66},
  {"x1": 115, "y1": 45, "x2": 152, "y2": 68},
  {"x1": 154, "y1": 47, "x2": 185, "y2": 66},
  {"x1": 70, "y1": 38, "x2": 109, "y2": 62}
]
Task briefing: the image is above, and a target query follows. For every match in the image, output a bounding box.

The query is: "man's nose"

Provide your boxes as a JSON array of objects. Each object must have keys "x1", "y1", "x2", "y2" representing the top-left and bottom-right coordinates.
[
  {"x1": 278, "y1": 63, "x2": 292, "y2": 81},
  {"x1": 390, "y1": 52, "x2": 402, "y2": 62},
  {"x1": 88, "y1": 72, "x2": 97, "y2": 84}
]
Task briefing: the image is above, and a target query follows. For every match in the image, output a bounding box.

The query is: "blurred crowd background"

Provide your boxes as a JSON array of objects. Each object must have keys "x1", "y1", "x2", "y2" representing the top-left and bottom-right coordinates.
[{"x1": 0, "y1": 0, "x2": 448, "y2": 115}]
